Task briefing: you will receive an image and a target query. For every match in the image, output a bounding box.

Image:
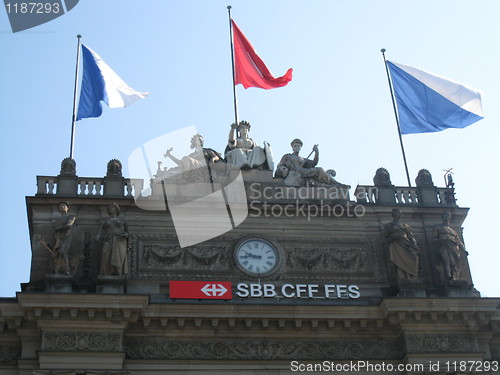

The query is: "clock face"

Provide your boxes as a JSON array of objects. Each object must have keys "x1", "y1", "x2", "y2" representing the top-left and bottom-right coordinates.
[{"x1": 235, "y1": 238, "x2": 279, "y2": 276}]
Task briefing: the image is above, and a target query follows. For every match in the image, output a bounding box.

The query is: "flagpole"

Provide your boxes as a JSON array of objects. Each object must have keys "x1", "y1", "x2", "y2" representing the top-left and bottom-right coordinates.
[
  {"x1": 69, "y1": 34, "x2": 82, "y2": 160},
  {"x1": 227, "y1": 5, "x2": 239, "y2": 127},
  {"x1": 381, "y1": 48, "x2": 412, "y2": 187}
]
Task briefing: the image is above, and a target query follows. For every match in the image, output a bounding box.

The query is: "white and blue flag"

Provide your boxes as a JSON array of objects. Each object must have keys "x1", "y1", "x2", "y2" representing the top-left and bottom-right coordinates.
[
  {"x1": 387, "y1": 61, "x2": 483, "y2": 134},
  {"x1": 77, "y1": 44, "x2": 148, "y2": 120}
]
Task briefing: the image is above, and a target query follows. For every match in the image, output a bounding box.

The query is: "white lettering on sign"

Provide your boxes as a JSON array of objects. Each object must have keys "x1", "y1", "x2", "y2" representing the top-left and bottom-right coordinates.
[
  {"x1": 235, "y1": 283, "x2": 361, "y2": 299},
  {"x1": 201, "y1": 283, "x2": 228, "y2": 297}
]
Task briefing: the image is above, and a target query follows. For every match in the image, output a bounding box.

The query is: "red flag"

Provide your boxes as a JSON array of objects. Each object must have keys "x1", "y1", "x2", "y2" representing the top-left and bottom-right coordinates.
[{"x1": 231, "y1": 20, "x2": 293, "y2": 89}]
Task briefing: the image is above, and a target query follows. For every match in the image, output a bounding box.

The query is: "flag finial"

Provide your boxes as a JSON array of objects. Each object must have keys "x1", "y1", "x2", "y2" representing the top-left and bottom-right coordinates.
[
  {"x1": 381, "y1": 48, "x2": 386, "y2": 53},
  {"x1": 227, "y1": 5, "x2": 231, "y2": 10}
]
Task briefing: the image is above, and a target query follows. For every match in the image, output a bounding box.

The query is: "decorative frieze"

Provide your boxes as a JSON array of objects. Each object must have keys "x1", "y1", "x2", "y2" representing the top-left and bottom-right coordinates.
[
  {"x1": 142, "y1": 243, "x2": 228, "y2": 270},
  {"x1": 286, "y1": 247, "x2": 370, "y2": 273},
  {"x1": 130, "y1": 234, "x2": 382, "y2": 281},
  {"x1": 42, "y1": 332, "x2": 122, "y2": 352},
  {"x1": 405, "y1": 334, "x2": 478, "y2": 353},
  {"x1": 125, "y1": 339, "x2": 402, "y2": 360},
  {"x1": 0, "y1": 344, "x2": 20, "y2": 364}
]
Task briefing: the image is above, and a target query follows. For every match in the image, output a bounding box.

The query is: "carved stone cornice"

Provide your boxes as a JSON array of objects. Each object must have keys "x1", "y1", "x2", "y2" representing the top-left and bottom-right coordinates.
[
  {"x1": 16, "y1": 294, "x2": 148, "y2": 323},
  {"x1": 380, "y1": 298, "x2": 500, "y2": 329},
  {"x1": 381, "y1": 298, "x2": 500, "y2": 315}
]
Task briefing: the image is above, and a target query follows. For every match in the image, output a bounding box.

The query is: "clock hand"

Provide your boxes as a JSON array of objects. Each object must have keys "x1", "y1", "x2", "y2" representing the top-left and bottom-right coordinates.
[{"x1": 247, "y1": 253, "x2": 262, "y2": 259}]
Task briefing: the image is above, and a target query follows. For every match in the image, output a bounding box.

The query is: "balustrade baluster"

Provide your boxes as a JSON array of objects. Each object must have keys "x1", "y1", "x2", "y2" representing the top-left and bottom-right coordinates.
[
  {"x1": 95, "y1": 181, "x2": 102, "y2": 196},
  {"x1": 438, "y1": 190, "x2": 446, "y2": 204},
  {"x1": 395, "y1": 190, "x2": 403, "y2": 204},
  {"x1": 409, "y1": 190, "x2": 418, "y2": 204},
  {"x1": 79, "y1": 181, "x2": 86, "y2": 195},
  {"x1": 47, "y1": 180, "x2": 55, "y2": 194}
]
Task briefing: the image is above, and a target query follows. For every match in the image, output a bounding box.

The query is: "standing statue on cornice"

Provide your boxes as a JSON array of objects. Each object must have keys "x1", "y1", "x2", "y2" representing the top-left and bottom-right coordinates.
[
  {"x1": 384, "y1": 209, "x2": 419, "y2": 280},
  {"x1": 46, "y1": 201, "x2": 77, "y2": 275},
  {"x1": 275, "y1": 138, "x2": 348, "y2": 187},
  {"x1": 433, "y1": 210, "x2": 466, "y2": 281},
  {"x1": 97, "y1": 203, "x2": 129, "y2": 276},
  {"x1": 225, "y1": 121, "x2": 271, "y2": 169}
]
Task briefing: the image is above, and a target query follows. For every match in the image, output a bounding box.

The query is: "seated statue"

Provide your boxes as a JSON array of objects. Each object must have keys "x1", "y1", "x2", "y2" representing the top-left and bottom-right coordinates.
[
  {"x1": 275, "y1": 138, "x2": 348, "y2": 187},
  {"x1": 225, "y1": 121, "x2": 271, "y2": 169},
  {"x1": 163, "y1": 134, "x2": 222, "y2": 181}
]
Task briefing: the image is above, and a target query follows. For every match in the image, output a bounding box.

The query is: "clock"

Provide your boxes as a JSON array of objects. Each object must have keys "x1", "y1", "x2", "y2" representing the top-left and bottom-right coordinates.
[{"x1": 234, "y1": 237, "x2": 281, "y2": 276}]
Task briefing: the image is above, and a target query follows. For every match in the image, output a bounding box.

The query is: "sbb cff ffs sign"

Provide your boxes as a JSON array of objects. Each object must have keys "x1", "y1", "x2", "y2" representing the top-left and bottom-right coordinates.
[{"x1": 170, "y1": 281, "x2": 232, "y2": 299}]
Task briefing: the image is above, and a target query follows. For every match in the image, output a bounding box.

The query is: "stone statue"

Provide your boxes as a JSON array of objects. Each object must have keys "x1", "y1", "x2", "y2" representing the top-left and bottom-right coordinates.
[
  {"x1": 275, "y1": 139, "x2": 346, "y2": 187},
  {"x1": 433, "y1": 210, "x2": 466, "y2": 281},
  {"x1": 383, "y1": 209, "x2": 419, "y2": 280},
  {"x1": 59, "y1": 157, "x2": 76, "y2": 176},
  {"x1": 106, "y1": 159, "x2": 123, "y2": 177},
  {"x1": 97, "y1": 203, "x2": 129, "y2": 276},
  {"x1": 41, "y1": 202, "x2": 77, "y2": 274},
  {"x1": 163, "y1": 134, "x2": 221, "y2": 181},
  {"x1": 415, "y1": 169, "x2": 434, "y2": 187},
  {"x1": 225, "y1": 121, "x2": 267, "y2": 169},
  {"x1": 373, "y1": 167, "x2": 393, "y2": 187}
]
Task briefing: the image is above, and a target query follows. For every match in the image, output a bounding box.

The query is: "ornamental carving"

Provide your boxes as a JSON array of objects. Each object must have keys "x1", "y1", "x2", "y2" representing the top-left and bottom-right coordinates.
[
  {"x1": 141, "y1": 243, "x2": 228, "y2": 270},
  {"x1": 106, "y1": 159, "x2": 123, "y2": 177},
  {"x1": 405, "y1": 334, "x2": 477, "y2": 353},
  {"x1": 373, "y1": 167, "x2": 392, "y2": 187},
  {"x1": 42, "y1": 332, "x2": 122, "y2": 352},
  {"x1": 130, "y1": 234, "x2": 383, "y2": 281},
  {"x1": 0, "y1": 344, "x2": 20, "y2": 364},
  {"x1": 125, "y1": 339, "x2": 402, "y2": 360},
  {"x1": 415, "y1": 168, "x2": 435, "y2": 187},
  {"x1": 287, "y1": 247, "x2": 370, "y2": 273},
  {"x1": 59, "y1": 157, "x2": 76, "y2": 176}
]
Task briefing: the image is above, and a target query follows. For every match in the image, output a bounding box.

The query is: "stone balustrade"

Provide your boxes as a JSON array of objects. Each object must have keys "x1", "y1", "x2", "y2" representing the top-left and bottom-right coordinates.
[
  {"x1": 36, "y1": 176, "x2": 58, "y2": 195},
  {"x1": 354, "y1": 185, "x2": 455, "y2": 206},
  {"x1": 37, "y1": 160, "x2": 456, "y2": 208},
  {"x1": 36, "y1": 175, "x2": 143, "y2": 198},
  {"x1": 77, "y1": 177, "x2": 104, "y2": 196}
]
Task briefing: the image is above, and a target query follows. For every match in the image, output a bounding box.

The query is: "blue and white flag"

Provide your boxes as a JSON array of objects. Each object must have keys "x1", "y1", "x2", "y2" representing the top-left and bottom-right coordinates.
[
  {"x1": 387, "y1": 61, "x2": 483, "y2": 134},
  {"x1": 77, "y1": 44, "x2": 148, "y2": 120}
]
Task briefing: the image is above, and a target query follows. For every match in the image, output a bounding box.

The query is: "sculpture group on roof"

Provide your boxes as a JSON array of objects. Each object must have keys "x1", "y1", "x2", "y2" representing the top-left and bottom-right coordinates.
[{"x1": 154, "y1": 120, "x2": 349, "y2": 189}]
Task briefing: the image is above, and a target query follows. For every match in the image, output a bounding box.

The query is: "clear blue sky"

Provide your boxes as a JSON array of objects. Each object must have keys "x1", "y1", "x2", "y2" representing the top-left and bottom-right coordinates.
[{"x1": 1, "y1": 0, "x2": 499, "y2": 297}]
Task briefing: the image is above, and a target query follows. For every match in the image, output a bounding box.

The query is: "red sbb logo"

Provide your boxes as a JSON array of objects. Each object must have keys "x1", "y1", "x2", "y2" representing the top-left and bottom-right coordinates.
[{"x1": 170, "y1": 281, "x2": 232, "y2": 299}]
